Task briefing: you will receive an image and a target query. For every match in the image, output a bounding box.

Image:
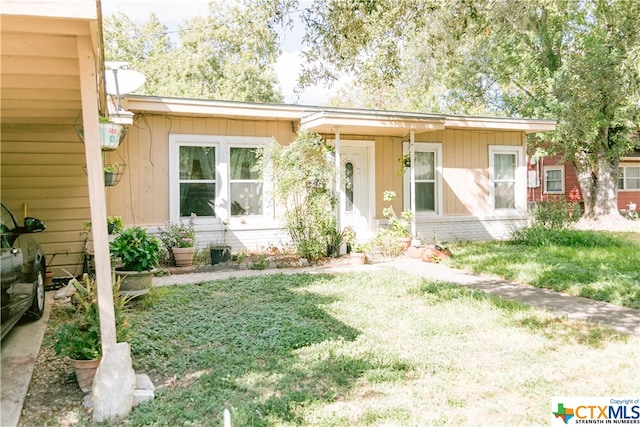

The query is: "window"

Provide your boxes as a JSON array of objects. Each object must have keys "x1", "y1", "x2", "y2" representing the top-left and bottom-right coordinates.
[
  {"x1": 403, "y1": 142, "x2": 442, "y2": 214},
  {"x1": 169, "y1": 135, "x2": 271, "y2": 222},
  {"x1": 229, "y1": 147, "x2": 262, "y2": 216},
  {"x1": 543, "y1": 166, "x2": 564, "y2": 194},
  {"x1": 489, "y1": 145, "x2": 525, "y2": 212},
  {"x1": 344, "y1": 161, "x2": 354, "y2": 212},
  {"x1": 618, "y1": 166, "x2": 640, "y2": 190}
]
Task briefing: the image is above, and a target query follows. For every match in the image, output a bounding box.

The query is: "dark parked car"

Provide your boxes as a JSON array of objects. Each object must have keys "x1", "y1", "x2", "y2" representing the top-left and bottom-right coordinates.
[{"x1": 1, "y1": 203, "x2": 46, "y2": 340}]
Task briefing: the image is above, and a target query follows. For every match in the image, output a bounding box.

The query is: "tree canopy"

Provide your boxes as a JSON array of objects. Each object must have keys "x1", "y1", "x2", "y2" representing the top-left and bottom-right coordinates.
[
  {"x1": 103, "y1": 0, "x2": 288, "y2": 102},
  {"x1": 299, "y1": 0, "x2": 640, "y2": 219}
]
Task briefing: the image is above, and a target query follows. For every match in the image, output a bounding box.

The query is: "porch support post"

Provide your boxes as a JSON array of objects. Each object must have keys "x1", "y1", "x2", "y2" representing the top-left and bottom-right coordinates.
[
  {"x1": 77, "y1": 36, "x2": 117, "y2": 352},
  {"x1": 334, "y1": 128, "x2": 341, "y2": 232},
  {"x1": 409, "y1": 131, "x2": 416, "y2": 238}
]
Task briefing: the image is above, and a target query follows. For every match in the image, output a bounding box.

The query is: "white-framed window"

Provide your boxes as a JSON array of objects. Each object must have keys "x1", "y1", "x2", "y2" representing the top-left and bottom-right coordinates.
[
  {"x1": 169, "y1": 134, "x2": 271, "y2": 222},
  {"x1": 403, "y1": 142, "x2": 443, "y2": 215},
  {"x1": 543, "y1": 165, "x2": 565, "y2": 194},
  {"x1": 618, "y1": 166, "x2": 640, "y2": 190},
  {"x1": 489, "y1": 145, "x2": 526, "y2": 212},
  {"x1": 229, "y1": 146, "x2": 263, "y2": 216}
]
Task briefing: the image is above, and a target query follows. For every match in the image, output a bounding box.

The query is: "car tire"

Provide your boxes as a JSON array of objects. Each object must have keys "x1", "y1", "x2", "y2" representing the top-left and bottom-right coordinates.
[{"x1": 26, "y1": 266, "x2": 45, "y2": 320}]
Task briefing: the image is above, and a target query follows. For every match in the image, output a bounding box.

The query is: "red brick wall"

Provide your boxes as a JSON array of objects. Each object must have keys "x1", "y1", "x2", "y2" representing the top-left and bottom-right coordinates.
[{"x1": 527, "y1": 156, "x2": 640, "y2": 211}]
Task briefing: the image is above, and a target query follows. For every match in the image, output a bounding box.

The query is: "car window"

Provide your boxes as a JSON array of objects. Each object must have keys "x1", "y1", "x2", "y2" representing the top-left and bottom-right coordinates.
[
  {"x1": 1, "y1": 204, "x2": 17, "y2": 232},
  {"x1": 1, "y1": 204, "x2": 17, "y2": 248}
]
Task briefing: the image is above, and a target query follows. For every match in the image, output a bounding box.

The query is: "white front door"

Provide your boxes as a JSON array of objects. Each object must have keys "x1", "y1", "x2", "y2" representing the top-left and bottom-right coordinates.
[{"x1": 340, "y1": 145, "x2": 373, "y2": 240}]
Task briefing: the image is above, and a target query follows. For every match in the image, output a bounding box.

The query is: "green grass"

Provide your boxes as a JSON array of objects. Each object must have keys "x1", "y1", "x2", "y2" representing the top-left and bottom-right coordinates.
[
  {"x1": 112, "y1": 269, "x2": 638, "y2": 426},
  {"x1": 446, "y1": 227, "x2": 640, "y2": 309}
]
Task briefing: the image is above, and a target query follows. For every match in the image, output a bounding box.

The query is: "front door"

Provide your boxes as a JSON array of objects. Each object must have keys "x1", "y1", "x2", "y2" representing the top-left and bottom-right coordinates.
[{"x1": 340, "y1": 145, "x2": 372, "y2": 240}]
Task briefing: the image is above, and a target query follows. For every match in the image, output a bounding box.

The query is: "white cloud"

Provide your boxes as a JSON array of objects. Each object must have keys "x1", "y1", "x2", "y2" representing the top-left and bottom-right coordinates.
[{"x1": 274, "y1": 51, "x2": 331, "y2": 106}]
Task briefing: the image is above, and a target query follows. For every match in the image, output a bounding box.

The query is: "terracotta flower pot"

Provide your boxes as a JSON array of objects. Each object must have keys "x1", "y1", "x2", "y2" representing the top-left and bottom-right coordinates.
[
  {"x1": 406, "y1": 246, "x2": 425, "y2": 259},
  {"x1": 69, "y1": 358, "x2": 101, "y2": 393},
  {"x1": 350, "y1": 252, "x2": 366, "y2": 265},
  {"x1": 397, "y1": 237, "x2": 411, "y2": 250},
  {"x1": 172, "y1": 247, "x2": 195, "y2": 267},
  {"x1": 44, "y1": 270, "x2": 55, "y2": 286}
]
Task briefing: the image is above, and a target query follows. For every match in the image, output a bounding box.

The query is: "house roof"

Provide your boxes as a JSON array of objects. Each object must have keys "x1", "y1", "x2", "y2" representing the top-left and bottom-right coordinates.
[
  {"x1": 124, "y1": 95, "x2": 556, "y2": 137},
  {"x1": 0, "y1": 1, "x2": 103, "y2": 126}
]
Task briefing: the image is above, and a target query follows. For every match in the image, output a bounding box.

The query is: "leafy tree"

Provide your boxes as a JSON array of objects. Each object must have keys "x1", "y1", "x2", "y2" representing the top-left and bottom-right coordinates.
[
  {"x1": 257, "y1": 131, "x2": 337, "y2": 260},
  {"x1": 103, "y1": 0, "x2": 287, "y2": 102},
  {"x1": 300, "y1": 0, "x2": 640, "y2": 220}
]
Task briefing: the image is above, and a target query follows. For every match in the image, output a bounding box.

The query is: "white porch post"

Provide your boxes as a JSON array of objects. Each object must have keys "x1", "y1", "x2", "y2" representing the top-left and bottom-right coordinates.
[
  {"x1": 409, "y1": 131, "x2": 416, "y2": 237},
  {"x1": 334, "y1": 128, "x2": 341, "y2": 232},
  {"x1": 77, "y1": 36, "x2": 117, "y2": 352}
]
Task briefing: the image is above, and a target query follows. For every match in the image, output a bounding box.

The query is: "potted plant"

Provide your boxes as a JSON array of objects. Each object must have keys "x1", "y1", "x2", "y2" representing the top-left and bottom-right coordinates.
[
  {"x1": 74, "y1": 116, "x2": 128, "y2": 151},
  {"x1": 104, "y1": 163, "x2": 122, "y2": 186},
  {"x1": 109, "y1": 226, "x2": 160, "y2": 297},
  {"x1": 98, "y1": 116, "x2": 127, "y2": 150},
  {"x1": 107, "y1": 216, "x2": 124, "y2": 235},
  {"x1": 54, "y1": 274, "x2": 131, "y2": 393},
  {"x1": 381, "y1": 190, "x2": 413, "y2": 249},
  {"x1": 44, "y1": 253, "x2": 57, "y2": 286},
  {"x1": 208, "y1": 241, "x2": 231, "y2": 266},
  {"x1": 157, "y1": 221, "x2": 196, "y2": 267},
  {"x1": 350, "y1": 243, "x2": 367, "y2": 265},
  {"x1": 83, "y1": 215, "x2": 124, "y2": 235}
]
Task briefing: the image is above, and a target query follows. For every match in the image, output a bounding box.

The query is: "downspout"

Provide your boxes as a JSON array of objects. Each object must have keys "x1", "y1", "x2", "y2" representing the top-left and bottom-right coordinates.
[
  {"x1": 334, "y1": 128, "x2": 341, "y2": 233},
  {"x1": 409, "y1": 131, "x2": 416, "y2": 237}
]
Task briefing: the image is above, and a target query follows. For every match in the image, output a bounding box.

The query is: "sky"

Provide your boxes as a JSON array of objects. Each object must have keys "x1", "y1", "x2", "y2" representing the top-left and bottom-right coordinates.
[{"x1": 100, "y1": 0, "x2": 331, "y2": 105}]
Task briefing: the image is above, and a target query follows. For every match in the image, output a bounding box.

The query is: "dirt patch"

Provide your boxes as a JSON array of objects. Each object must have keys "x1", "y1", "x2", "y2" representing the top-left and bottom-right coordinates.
[{"x1": 19, "y1": 299, "x2": 88, "y2": 426}]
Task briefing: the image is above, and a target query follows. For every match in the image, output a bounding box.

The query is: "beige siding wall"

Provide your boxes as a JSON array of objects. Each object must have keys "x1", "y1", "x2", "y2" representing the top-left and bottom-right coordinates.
[
  {"x1": 1, "y1": 123, "x2": 91, "y2": 276},
  {"x1": 108, "y1": 114, "x2": 297, "y2": 227},
  {"x1": 0, "y1": 118, "x2": 528, "y2": 274},
  {"x1": 414, "y1": 129, "x2": 524, "y2": 216}
]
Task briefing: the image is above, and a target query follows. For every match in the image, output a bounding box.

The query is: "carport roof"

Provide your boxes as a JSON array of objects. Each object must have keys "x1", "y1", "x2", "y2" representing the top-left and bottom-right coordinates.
[{"x1": 0, "y1": 1, "x2": 103, "y2": 126}]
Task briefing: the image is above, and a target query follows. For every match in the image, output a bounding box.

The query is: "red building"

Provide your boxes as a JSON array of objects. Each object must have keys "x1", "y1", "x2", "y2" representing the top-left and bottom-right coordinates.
[{"x1": 527, "y1": 151, "x2": 640, "y2": 213}]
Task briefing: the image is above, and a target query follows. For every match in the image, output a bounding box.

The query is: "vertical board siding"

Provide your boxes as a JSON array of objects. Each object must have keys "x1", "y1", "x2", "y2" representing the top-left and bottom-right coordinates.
[{"x1": 109, "y1": 114, "x2": 299, "y2": 228}]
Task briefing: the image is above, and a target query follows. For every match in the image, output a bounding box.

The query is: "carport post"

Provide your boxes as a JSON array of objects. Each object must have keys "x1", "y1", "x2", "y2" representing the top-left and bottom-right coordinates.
[
  {"x1": 409, "y1": 131, "x2": 416, "y2": 238},
  {"x1": 77, "y1": 36, "x2": 117, "y2": 352},
  {"x1": 334, "y1": 127, "x2": 341, "y2": 232}
]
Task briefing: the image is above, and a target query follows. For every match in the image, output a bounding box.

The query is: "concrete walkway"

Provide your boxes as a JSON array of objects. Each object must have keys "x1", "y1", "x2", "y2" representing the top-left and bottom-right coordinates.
[{"x1": 155, "y1": 256, "x2": 640, "y2": 337}]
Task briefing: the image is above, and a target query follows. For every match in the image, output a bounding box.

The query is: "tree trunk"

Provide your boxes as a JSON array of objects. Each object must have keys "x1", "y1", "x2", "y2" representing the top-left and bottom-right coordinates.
[{"x1": 573, "y1": 152, "x2": 621, "y2": 220}]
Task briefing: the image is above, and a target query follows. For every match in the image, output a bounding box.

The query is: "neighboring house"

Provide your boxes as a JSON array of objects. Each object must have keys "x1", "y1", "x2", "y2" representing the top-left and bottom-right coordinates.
[{"x1": 527, "y1": 151, "x2": 640, "y2": 212}]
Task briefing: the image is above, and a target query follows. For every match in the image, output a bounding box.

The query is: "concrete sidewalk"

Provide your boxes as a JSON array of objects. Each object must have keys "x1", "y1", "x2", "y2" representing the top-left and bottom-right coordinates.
[{"x1": 154, "y1": 257, "x2": 640, "y2": 337}]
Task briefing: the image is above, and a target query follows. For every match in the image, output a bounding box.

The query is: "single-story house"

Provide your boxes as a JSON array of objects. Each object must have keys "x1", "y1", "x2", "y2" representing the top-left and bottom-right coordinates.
[
  {"x1": 0, "y1": 3, "x2": 556, "y2": 277},
  {"x1": 96, "y1": 95, "x2": 556, "y2": 266},
  {"x1": 526, "y1": 151, "x2": 640, "y2": 212}
]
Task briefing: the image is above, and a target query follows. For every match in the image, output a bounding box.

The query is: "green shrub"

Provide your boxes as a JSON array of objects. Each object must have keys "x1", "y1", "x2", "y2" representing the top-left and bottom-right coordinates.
[
  {"x1": 529, "y1": 198, "x2": 582, "y2": 229},
  {"x1": 510, "y1": 225, "x2": 627, "y2": 248},
  {"x1": 110, "y1": 226, "x2": 160, "y2": 271},
  {"x1": 257, "y1": 131, "x2": 337, "y2": 260}
]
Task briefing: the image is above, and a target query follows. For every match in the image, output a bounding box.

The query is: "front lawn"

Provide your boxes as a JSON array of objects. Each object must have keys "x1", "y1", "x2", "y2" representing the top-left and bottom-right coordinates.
[
  {"x1": 445, "y1": 228, "x2": 640, "y2": 309},
  {"x1": 117, "y1": 269, "x2": 638, "y2": 426}
]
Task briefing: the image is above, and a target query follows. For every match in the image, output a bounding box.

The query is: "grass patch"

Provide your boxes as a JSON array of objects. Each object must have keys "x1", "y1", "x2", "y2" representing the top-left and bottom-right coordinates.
[
  {"x1": 446, "y1": 228, "x2": 640, "y2": 309},
  {"x1": 107, "y1": 269, "x2": 639, "y2": 426}
]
